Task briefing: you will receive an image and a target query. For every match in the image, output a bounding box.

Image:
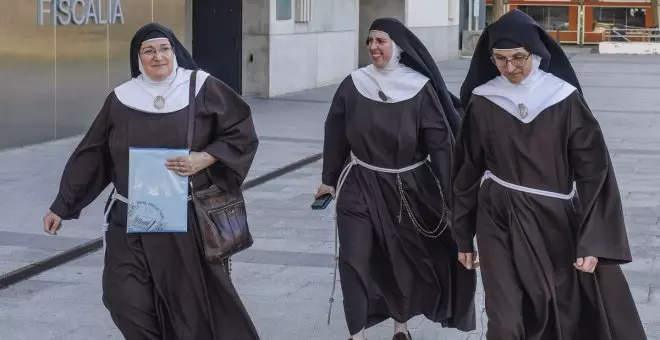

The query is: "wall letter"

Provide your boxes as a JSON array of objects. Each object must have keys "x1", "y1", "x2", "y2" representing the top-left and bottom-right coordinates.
[
  {"x1": 85, "y1": 0, "x2": 99, "y2": 24},
  {"x1": 112, "y1": 0, "x2": 125, "y2": 24},
  {"x1": 71, "y1": 0, "x2": 86, "y2": 25},
  {"x1": 38, "y1": 0, "x2": 51, "y2": 26},
  {"x1": 57, "y1": 0, "x2": 73, "y2": 25}
]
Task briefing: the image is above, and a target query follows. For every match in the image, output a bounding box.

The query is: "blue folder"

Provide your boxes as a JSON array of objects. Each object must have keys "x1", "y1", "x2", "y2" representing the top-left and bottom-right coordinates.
[{"x1": 127, "y1": 148, "x2": 190, "y2": 233}]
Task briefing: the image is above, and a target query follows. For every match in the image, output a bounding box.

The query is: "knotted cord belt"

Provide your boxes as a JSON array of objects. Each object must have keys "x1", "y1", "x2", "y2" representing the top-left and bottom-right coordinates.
[
  {"x1": 100, "y1": 190, "x2": 191, "y2": 252},
  {"x1": 480, "y1": 170, "x2": 577, "y2": 200}
]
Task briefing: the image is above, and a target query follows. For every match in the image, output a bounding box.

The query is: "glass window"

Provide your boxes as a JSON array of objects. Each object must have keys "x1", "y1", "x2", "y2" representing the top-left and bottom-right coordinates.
[
  {"x1": 592, "y1": 7, "x2": 646, "y2": 29},
  {"x1": 276, "y1": 0, "x2": 292, "y2": 20},
  {"x1": 485, "y1": 5, "x2": 493, "y2": 26},
  {"x1": 518, "y1": 6, "x2": 570, "y2": 31}
]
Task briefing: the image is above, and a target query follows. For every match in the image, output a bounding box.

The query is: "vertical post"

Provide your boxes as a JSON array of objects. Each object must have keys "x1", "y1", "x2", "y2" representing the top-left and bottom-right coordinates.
[
  {"x1": 652, "y1": 0, "x2": 660, "y2": 27},
  {"x1": 478, "y1": 0, "x2": 486, "y2": 28},
  {"x1": 579, "y1": 4, "x2": 584, "y2": 46},
  {"x1": 577, "y1": 0, "x2": 585, "y2": 46},
  {"x1": 493, "y1": 0, "x2": 505, "y2": 21},
  {"x1": 468, "y1": 0, "x2": 473, "y2": 31}
]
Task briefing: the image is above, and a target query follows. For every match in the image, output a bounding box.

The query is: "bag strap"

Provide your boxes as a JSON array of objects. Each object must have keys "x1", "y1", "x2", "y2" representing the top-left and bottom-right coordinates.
[{"x1": 186, "y1": 70, "x2": 198, "y2": 150}]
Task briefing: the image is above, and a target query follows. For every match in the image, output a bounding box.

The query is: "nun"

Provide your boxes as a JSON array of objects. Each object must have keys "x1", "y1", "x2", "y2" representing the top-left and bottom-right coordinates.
[
  {"x1": 42, "y1": 23, "x2": 261, "y2": 339},
  {"x1": 453, "y1": 10, "x2": 646, "y2": 339},
  {"x1": 316, "y1": 18, "x2": 476, "y2": 340}
]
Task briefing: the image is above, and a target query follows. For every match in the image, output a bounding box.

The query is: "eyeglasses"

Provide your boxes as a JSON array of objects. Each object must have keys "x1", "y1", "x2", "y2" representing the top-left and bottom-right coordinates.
[
  {"x1": 140, "y1": 46, "x2": 173, "y2": 57},
  {"x1": 490, "y1": 53, "x2": 531, "y2": 68}
]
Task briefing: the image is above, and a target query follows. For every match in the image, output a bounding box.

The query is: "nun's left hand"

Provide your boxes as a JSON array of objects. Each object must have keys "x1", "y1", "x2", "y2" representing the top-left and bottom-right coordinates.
[
  {"x1": 166, "y1": 151, "x2": 216, "y2": 176},
  {"x1": 574, "y1": 256, "x2": 598, "y2": 273}
]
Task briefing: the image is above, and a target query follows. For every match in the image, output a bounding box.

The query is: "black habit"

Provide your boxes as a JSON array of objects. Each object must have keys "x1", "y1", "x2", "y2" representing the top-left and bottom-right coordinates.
[
  {"x1": 50, "y1": 23, "x2": 260, "y2": 340},
  {"x1": 453, "y1": 10, "x2": 646, "y2": 340},
  {"x1": 323, "y1": 18, "x2": 476, "y2": 335}
]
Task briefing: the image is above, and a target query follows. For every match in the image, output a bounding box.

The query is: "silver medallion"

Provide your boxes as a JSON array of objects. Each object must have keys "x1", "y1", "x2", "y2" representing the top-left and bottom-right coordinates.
[
  {"x1": 518, "y1": 103, "x2": 528, "y2": 119},
  {"x1": 378, "y1": 90, "x2": 388, "y2": 101},
  {"x1": 154, "y1": 96, "x2": 166, "y2": 110}
]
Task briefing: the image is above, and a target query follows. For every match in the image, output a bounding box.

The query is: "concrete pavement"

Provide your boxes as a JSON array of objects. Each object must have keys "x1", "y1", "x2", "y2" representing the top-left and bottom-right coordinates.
[{"x1": 1, "y1": 53, "x2": 660, "y2": 339}]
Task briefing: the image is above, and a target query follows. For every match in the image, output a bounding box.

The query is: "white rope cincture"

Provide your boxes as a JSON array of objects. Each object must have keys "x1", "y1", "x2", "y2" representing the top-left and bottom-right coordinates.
[
  {"x1": 480, "y1": 170, "x2": 576, "y2": 200},
  {"x1": 326, "y1": 152, "x2": 451, "y2": 325},
  {"x1": 101, "y1": 189, "x2": 127, "y2": 253},
  {"x1": 100, "y1": 190, "x2": 191, "y2": 251},
  {"x1": 469, "y1": 171, "x2": 575, "y2": 338}
]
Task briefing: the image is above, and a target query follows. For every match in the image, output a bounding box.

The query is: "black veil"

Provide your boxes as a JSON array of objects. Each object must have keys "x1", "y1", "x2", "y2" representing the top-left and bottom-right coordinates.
[
  {"x1": 129, "y1": 22, "x2": 198, "y2": 78},
  {"x1": 369, "y1": 18, "x2": 463, "y2": 138}
]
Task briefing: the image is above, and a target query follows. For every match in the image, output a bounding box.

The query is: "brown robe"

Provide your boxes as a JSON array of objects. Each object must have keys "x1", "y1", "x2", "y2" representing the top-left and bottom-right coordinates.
[
  {"x1": 322, "y1": 77, "x2": 477, "y2": 335},
  {"x1": 50, "y1": 75, "x2": 261, "y2": 340},
  {"x1": 452, "y1": 91, "x2": 647, "y2": 340}
]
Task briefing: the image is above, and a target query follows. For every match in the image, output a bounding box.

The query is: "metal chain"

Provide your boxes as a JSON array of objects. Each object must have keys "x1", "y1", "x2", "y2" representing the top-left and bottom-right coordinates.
[
  {"x1": 221, "y1": 257, "x2": 233, "y2": 282},
  {"x1": 396, "y1": 163, "x2": 450, "y2": 238}
]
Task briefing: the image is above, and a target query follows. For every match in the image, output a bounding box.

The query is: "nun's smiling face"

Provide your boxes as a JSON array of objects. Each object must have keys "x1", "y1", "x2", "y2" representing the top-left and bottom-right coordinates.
[
  {"x1": 367, "y1": 30, "x2": 393, "y2": 68},
  {"x1": 491, "y1": 47, "x2": 533, "y2": 84},
  {"x1": 139, "y1": 38, "x2": 174, "y2": 81}
]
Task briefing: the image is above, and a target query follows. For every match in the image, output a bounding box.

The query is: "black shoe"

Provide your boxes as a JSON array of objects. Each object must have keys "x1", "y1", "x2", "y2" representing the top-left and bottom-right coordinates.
[{"x1": 393, "y1": 331, "x2": 411, "y2": 340}]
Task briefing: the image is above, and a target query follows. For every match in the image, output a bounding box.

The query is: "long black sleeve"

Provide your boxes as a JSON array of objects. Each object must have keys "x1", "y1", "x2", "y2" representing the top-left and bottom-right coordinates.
[
  {"x1": 451, "y1": 100, "x2": 486, "y2": 253},
  {"x1": 201, "y1": 76, "x2": 259, "y2": 192},
  {"x1": 50, "y1": 95, "x2": 113, "y2": 219},
  {"x1": 568, "y1": 92, "x2": 632, "y2": 264},
  {"x1": 420, "y1": 84, "x2": 454, "y2": 201},
  {"x1": 321, "y1": 80, "x2": 351, "y2": 188}
]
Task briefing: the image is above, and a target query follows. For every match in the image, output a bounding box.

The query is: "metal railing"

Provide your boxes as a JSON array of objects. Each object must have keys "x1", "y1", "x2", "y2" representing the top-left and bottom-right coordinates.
[{"x1": 601, "y1": 27, "x2": 660, "y2": 42}]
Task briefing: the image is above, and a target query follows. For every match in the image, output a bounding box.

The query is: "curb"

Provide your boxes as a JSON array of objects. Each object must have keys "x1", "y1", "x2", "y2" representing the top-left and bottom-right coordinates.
[{"x1": 0, "y1": 152, "x2": 323, "y2": 290}]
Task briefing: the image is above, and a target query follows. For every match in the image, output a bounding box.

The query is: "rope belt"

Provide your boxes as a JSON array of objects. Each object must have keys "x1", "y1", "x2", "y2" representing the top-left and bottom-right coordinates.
[
  {"x1": 480, "y1": 170, "x2": 576, "y2": 200},
  {"x1": 326, "y1": 152, "x2": 450, "y2": 324}
]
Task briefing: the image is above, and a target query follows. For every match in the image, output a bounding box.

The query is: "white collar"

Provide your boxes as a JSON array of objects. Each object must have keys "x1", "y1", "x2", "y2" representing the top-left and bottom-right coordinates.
[
  {"x1": 350, "y1": 41, "x2": 429, "y2": 103},
  {"x1": 473, "y1": 55, "x2": 576, "y2": 123},
  {"x1": 114, "y1": 68, "x2": 210, "y2": 113}
]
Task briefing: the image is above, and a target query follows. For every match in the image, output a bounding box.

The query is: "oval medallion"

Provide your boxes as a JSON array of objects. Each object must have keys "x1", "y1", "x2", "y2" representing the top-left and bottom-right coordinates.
[
  {"x1": 518, "y1": 103, "x2": 528, "y2": 119},
  {"x1": 154, "y1": 96, "x2": 166, "y2": 110},
  {"x1": 378, "y1": 90, "x2": 388, "y2": 101}
]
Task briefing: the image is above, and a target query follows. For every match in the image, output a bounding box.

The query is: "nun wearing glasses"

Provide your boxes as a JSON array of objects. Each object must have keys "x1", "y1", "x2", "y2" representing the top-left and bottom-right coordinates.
[
  {"x1": 453, "y1": 10, "x2": 646, "y2": 340},
  {"x1": 43, "y1": 23, "x2": 261, "y2": 339}
]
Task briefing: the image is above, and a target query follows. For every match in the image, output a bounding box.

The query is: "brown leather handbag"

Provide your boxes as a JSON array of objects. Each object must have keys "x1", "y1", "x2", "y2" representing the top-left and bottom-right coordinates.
[{"x1": 185, "y1": 70, "x2": 254, "y2": 270}]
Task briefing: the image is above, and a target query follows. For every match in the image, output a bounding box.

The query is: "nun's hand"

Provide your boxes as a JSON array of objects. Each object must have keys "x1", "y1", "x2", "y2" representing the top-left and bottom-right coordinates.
[
  {"x1": 315, "y1": 183, "x2": 335, "y2": 199},
  {"x1": 43, "y1": 211, "x2": 63, "y2": 235},
  {"x1": 574, "y1": 256, "x2": 598, "y2": 273},
  {"x1": 166, "y1": 152, "x2": 216, "y2": 177},
  {"x1": 458, "y1": 252, "x2": 480, "y2": 270}
]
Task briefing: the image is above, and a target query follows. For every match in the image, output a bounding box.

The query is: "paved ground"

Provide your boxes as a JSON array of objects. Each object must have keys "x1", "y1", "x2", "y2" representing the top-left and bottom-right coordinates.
[{"x1": 1, "y1": 52, "x2": 660, "y2": 339}]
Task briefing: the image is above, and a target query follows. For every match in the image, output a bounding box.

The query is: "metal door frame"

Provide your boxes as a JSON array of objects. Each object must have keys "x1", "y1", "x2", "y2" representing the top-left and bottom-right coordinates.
[{"x1": 192, "y1": 0, "x2": 242, "y2": 94}]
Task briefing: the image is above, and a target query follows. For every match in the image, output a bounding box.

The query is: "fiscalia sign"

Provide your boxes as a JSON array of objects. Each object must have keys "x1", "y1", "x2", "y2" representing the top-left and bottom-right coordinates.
[{"x1": 38, "y1": 0, "x2": 125, "y2": 26}]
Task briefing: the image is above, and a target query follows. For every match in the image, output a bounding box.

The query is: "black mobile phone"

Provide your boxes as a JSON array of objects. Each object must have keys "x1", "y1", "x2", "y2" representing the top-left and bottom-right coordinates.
[{"x1": 311, "y1": 193, "x2": 334, "y2": 210}]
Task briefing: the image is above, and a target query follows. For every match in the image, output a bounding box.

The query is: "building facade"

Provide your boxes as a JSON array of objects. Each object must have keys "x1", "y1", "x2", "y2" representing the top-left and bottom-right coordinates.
[
  {"x1": 0, "y1": 0, "x2": 460, "y2": 150},
  {"x1": 485, "y1": 0, "x2": 656, "y2": 44},
  {"x1": 0, "y1": 1, "x2": 190, "y2": 150},
  {"x1": 244, "y1": 0, "x2": 461, "y2": 97}
]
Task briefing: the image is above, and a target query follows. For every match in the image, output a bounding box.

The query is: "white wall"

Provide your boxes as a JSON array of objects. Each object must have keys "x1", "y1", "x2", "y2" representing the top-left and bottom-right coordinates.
[
  {"x1": 240, "y1": 0, "x2": 461, "y2": 97},
  {"x1": 356, "y1": 0, "x2": 461, "y2": 68},
  {"x1": 243, "y1": 0, "x2": 270, "y2": 97},
  {"x1": 267, "y1": 0, "x2": 358, "y2": 97},
  {"x1": 405, "y1": 0, "x2": 460, "y2": 61}
]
